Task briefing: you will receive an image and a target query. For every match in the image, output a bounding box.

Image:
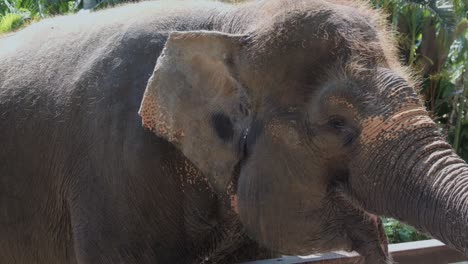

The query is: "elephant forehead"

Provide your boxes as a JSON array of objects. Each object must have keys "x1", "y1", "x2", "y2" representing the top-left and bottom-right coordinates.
[
  {"x1": 360, "y1": 107, "x2": 434, "y2": 145},
  {"x1": 325, "y1": 96, "x2": 359, "y2": 118},
  {"x1": 327, "y1": 96, "x2": 355, "y2": 110}
]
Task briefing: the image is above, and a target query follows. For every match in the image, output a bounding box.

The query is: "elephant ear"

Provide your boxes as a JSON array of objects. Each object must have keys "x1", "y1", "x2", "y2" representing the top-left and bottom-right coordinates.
[{"x1": 139, "y1": 31, "x2": 251, "y2": 192}]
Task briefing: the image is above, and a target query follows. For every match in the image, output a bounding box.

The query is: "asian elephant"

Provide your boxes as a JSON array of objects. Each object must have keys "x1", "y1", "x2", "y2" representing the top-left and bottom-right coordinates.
[{"x1": 0, "y1": 0, "x2": 467, "y2": 263}]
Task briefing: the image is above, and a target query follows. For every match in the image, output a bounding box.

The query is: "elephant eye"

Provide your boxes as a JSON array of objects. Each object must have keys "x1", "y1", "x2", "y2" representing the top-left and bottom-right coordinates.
[
  {"x1": 327, "y1": 116, "x2": 357, "y2": 146},
  {"x1": 328, "y1": 116, "x2": 346, "y2": 130}
]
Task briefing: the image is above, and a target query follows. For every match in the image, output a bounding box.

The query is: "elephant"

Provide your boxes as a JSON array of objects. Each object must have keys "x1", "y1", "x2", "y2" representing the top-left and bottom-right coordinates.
[{"x1": 0, "y1": 0, "x2": 467, "y2": 263}]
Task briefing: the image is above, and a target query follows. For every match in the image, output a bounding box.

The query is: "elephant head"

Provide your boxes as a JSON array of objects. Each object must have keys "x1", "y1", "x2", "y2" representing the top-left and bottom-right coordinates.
[{"x1": 139, "y1": 0, "x2": 468, "y2": 262}]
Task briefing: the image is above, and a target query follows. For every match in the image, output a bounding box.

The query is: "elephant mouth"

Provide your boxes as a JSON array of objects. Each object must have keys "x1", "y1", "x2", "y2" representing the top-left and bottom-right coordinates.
[
  {"x1": 227, "y1": 128, "x2": 251, "y2": 214},
  {"x1": 227, "y1": 157, "x2": 243, "y2": 214},
  {"x1": 230, "y1": 194, "x2": 239, "y2": 214}
]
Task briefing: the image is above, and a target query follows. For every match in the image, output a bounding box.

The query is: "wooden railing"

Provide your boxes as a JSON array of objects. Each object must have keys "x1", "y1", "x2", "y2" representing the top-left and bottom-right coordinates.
[{"x1": 243, "y1": 240, "x2": 468, "y2": 264}]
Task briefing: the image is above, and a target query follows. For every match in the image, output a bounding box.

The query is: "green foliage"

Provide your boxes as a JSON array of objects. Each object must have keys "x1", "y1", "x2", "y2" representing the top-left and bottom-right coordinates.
[
  {"x1": 0, "y1": 0, "x2": 79, "y2": 35},
  {"x1": 44, "y1": 0, "x2": 78, "y2": 15},
  {"x1": 0, "y1": 12, "x2": 24, "y2": 33},
  {"x1": 12, "y1": 0, "x2": 39, "y2": 14},
  {"x1": 0, "y1": 2, "x2": 7, "y2": 14},
  {"x1": 383, "y1": 218, "x2": 429, "y2": 243}
]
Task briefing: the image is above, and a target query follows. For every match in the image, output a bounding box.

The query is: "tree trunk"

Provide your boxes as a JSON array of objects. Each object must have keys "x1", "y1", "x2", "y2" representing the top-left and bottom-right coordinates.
[{"x1": 83, "y1": 0, "x2": 97, "y2": 10}]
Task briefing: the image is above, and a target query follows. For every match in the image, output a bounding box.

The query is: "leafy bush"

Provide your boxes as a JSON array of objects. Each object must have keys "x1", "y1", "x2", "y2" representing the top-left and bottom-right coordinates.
[
  {"x1": 0, "y1": 12, "x2": 24, "y2": 33},
  {"x1": 383, "y1": 218, "x2": 429, "y2": 243}
]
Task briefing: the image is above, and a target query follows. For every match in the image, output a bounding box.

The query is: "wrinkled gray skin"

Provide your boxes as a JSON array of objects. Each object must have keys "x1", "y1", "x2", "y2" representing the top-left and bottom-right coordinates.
[{"x1": 1, "y1": 0, "x2": 467, "y2": 263}]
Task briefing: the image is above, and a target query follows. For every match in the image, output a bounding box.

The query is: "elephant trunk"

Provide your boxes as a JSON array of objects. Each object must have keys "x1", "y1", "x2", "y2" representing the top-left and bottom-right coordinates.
[{"x1": 352, "y1": 125, "x2": 468, "y2": 255}]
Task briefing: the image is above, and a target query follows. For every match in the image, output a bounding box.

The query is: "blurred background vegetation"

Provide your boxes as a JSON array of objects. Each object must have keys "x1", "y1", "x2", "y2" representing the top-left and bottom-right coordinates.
[{"x1": 1, "y1": 0, "x2": 466, "y2": 244}]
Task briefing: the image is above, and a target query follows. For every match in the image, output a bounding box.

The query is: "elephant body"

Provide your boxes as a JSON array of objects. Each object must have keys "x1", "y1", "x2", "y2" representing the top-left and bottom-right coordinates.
[
  {"x1": 0, "y1": 2, "x2": 266, "y2": 263},
  {"x1": 1, "y1": 1, "x2": 467, "y2": 264}
]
